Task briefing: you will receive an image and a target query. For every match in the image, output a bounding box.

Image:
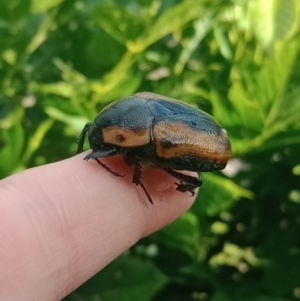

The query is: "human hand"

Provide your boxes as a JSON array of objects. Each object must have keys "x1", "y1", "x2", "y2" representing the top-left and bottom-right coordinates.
[{"x1": 0, "y1": 153, "x2": 196, "y2": 301}]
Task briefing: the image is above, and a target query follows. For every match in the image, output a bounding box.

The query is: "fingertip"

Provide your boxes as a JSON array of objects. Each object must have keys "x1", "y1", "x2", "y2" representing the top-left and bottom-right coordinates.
[{"x1": 72, "y1": 153, "x2": 197, "y2": 237}]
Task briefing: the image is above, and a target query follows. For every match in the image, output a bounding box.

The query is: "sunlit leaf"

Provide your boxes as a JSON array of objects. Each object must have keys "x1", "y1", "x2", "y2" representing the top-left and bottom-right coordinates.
[
  {"x1": 0, "y1": 108, "x2": 24, "y2": 177},
  {"x1": 210, "y1": 243, "x2": 262, "y2": 268},
  {"x1": 193, "y1": 173, "x2": 253, "y2": 216},
  {"x1": 247, "y1": 0, "x2": 274, "y2": 51},
  {"x1": 45, "y1": 107, "x2": 89, "y2": 133},
  {"x1": 21, "y1": 118, "x2": 54, "y2": 165},
  {"x1": 93, "y1": 2, "x2": 148, "y2": 44},
  {"x1": 274, "y1": 0, "x2": 298, "y2": 40},
  {"x1": 174, "y1": 17, "x2": 212, "y2": 75},
  {"x1": 214, "y1": 26, "x2": 233, "y2": 60},
  {"x1": 128, "y1": 0, "x2": 211, "y2": 52},
  {"x1": 32, "y1": 0, "x2": 64, "y2": 14},
  {"x1": 32, "y1": 82, "x2": 75, "y2": 98},
  {"x1": 292, "y1": 165, "x2": 300, "y2": 176}
]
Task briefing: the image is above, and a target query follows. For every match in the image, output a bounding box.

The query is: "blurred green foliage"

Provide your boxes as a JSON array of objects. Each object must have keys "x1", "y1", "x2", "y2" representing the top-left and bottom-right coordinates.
[{"x1": 1, "y1": 0, "x2": 300, "y2": 300}]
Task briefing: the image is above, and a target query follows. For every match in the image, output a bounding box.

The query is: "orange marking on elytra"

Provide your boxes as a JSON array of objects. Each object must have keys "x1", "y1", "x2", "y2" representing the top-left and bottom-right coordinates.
[{"x1": 154, "y1": 121, "x2": 231, "y2": 162}]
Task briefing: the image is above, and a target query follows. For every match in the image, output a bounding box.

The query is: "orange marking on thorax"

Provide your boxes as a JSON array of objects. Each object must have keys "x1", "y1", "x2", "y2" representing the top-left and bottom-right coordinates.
[{"x1": 102, "y1": 126, "x2": 150, "y2": 147}]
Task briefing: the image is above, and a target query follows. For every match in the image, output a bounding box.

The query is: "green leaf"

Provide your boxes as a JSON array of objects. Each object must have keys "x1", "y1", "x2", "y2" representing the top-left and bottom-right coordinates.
[
  {"x1": 211, "y1": 291, "x2": 233, "y2": 301},
  {"x1": 212, "y1": 293, "x2": 291, "y2": 301},
  {"x1": 212, "y1": 37, "x2": 300, "y2": 155},
  {"x1": 128, "y1": 0, "x2": 209, "y2": 52},
  {"x1": 246, "y1": 0, "x2": 299, "y2": 52},
  {"x1": 193, "y1": 173, "x2": 253, "y2": 216},
  {"x1": 211, "y1": 221, "x2": 229, "y2": 235},
  {"x1": 292, "y1": 165, "x2": 300, "y2": 176},
  {"x1": 91, "y1": 72, "x2": 142, "y2": 103},
  {"x1": 241, "y1": 297, "x2": 291, "y2": 301},
  {"x1": 0, "y1": 108, "x2": 24, "y2": 177},
  {"x1": 32, "y1": 82, "x2": 76, "y2": 98},
  {"x1": 64, "y1": 254, "x2": 168, "y2": 301},
  {"x1": 153, "y1": 211, "x2": 201, "y2": 258},
  {"x1": 86, "y1": 31, "x2": 126, "y2": 71},
  {"x1": 21, "y1": 118, "x2": 54, "y2": 165},
  {"x1": 209, "y1": 242, "x2": 262, "y2": 268},
  {"x1": 214, "y1": 25, "x2": 233, "y2": 60},
  {"x1": 0, "y1": 0, "x2": 30, "y2": 22},
  {"x1": 31, "y1": 0, "x2": 64, "y2": 14},
  {"x1": 288, "y1": 190, "x2": 300, "y2": 204},
  {"x1": 45, "y1": 107, "x2": 89, "y2": 133},
  {"x1": 2, "y1": 49, "x2": 17, "y2": 65},
  {"x1": 247, "y1": 0, "x2": 274, "y2": 51},
  {"x1": 265, "y1": 40, "x2": 300, "y2": 127},
  {"x1": 274, "y1": 0, "x2": 298, "y2": 40},
  {"x1": 174, "y1": 17, "x2": 212, "y2": 75},
  {"x1": 27, "y1": 16, "x2": 55, "y2": 53},
  {"x1": 93, "y1": 2, "x2": 148, "y2": 45},
  {"x1": 89, "y1": 51, "x2": 137, "y2": 100}
]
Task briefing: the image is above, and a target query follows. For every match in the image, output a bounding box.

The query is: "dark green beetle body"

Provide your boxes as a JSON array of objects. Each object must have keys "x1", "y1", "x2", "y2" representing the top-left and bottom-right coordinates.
[{"x1": 77, "y1": 92, "x2": 231, "y2": 204}]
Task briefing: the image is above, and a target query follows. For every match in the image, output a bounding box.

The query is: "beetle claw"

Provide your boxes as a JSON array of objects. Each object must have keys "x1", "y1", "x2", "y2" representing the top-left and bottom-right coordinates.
[{"x1": 175, "y1": 181, "x2": 197, "y2": 196}]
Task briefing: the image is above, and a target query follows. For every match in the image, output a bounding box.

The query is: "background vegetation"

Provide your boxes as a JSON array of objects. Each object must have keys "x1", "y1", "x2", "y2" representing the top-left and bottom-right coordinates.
[{"x1": 1, "y1": 0, "x2": 300, "y2": 300}]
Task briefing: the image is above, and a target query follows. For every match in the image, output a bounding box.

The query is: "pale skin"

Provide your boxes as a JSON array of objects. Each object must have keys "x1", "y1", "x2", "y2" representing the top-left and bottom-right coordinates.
[{"x1": 0, "y1": 153, "x2": 197, "y2": 301}]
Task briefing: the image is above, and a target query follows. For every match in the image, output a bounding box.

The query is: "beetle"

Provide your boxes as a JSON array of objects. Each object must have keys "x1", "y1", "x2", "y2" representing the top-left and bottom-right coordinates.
[{"x1": 77, "y1": 92, "x2": 231, "y2": 204}]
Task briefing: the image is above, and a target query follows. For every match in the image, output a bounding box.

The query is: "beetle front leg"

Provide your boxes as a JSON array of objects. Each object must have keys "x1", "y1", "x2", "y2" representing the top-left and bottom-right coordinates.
[
  {"x1": 77, "y1": 122, "x2": 93, "y2": 154},
  {"x1": 84, "y1": 148, "x2": 119, "y2": 160},
  {"x1": 164, "y1": 168, "x2": 202, "y2": 196},
  {"x1": 84, "y1": 148, "x2": 124, "y2": 177}
]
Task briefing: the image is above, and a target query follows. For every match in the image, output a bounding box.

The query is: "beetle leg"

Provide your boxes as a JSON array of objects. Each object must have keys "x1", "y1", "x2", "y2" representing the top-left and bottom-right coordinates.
[
  {"x1": 84, "y1": 149, "x2": 124, "y2": 177},
  {"x1": 174, "y1": 182, "x2": 196, "y2": 196},
  {"x1": 133, "y1": 158, "x2": 153, "y2": 204},
  {"x1": 84, "y1": 149, "x2": 119, "y2": 160},
  {"x1": 164, "y1": 168, "x2": 202, "y2": 196},
  {"x1": 77, "y1": 122, "x2": 93, "y2": 154},
  {"x1": 94, "y1": 158, "x2": 124, "y2": 177},
  {"x1": 165, "y1": 168, "x2": 202, "y2": 187}
]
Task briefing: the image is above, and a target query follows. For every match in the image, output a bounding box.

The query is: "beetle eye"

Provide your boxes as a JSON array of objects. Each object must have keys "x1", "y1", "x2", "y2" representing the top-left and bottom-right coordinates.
[{"x1": 191, "y1": 121, "x2": 197, "y2": 126}]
